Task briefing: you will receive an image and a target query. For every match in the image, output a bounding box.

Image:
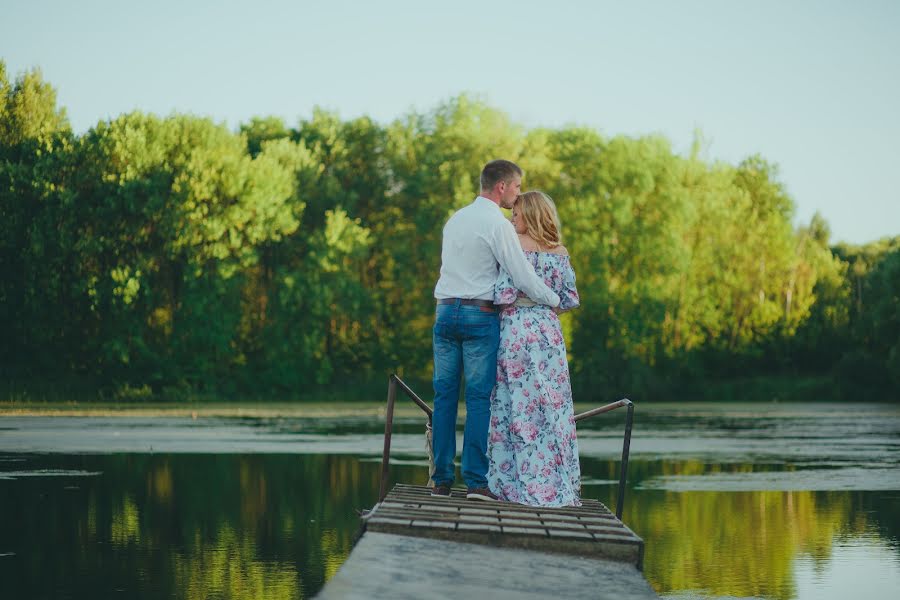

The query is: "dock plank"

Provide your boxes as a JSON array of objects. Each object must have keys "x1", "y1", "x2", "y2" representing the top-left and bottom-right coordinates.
[{"x1": 363, "y1": 484, "x2": 645, "y2": 568}]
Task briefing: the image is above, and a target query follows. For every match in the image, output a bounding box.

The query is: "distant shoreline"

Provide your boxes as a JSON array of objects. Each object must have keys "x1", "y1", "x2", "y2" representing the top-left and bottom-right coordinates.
[{"x1": 5, "y1": 373, "x2": 892, "y2": 410}]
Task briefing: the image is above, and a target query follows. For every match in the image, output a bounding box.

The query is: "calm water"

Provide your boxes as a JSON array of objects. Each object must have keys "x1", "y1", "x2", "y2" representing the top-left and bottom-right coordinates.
[{"x1": 1, "y1": 402, "x2": 899, "y2": 599}]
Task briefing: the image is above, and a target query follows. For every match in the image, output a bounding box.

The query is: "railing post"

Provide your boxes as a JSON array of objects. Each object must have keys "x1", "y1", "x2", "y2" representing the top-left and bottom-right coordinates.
[
  {"x1": 616, "y1": 399, "x2": 634, "y2": 520},
  {"x1": 379, "y1": 375, "x2": 397, "y2": 502}
]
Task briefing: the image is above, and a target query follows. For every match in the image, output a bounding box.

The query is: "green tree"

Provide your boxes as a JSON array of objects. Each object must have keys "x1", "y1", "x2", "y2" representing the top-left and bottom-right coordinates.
[
  {"x1": 0, "y1": 62, "x2": 74, "y2": 375},
  {"x1": 67, "y1": 112, "x2": 300, "y2": 390}
]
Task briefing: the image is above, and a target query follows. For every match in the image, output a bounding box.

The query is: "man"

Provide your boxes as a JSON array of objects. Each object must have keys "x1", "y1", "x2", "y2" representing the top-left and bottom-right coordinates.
[{"x1": 431, "y1": 159, "x2": 561, "y2": 500}]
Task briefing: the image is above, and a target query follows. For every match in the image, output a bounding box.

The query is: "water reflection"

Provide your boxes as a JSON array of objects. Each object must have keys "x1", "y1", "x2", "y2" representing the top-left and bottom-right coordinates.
[
  {"x1": 170, "y1": 524, "x2": 299, "y2": 600},
  {"x1": 3, "y1": 399, "x2": 900, "y2": 600},
  {"x1": 1, "y1": 454, "x2": 390, "y2": 599},
  {"x1": 583, "y1": 456, "x2": 900, "y2": 599},
  {"x1": 0, "y1": 452, "x2": 897, "y2": 599}
]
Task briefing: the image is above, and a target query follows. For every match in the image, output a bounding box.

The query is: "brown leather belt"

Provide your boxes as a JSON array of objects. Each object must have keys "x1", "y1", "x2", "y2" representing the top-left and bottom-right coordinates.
[{"x1": 437, "y1": 298, "x2": 497, "y2": 311}]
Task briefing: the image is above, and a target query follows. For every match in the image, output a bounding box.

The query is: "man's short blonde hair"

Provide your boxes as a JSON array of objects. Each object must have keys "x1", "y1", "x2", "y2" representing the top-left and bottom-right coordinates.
[{"x1": 516, "y1": 191, "x2": 561, "y2": 249}]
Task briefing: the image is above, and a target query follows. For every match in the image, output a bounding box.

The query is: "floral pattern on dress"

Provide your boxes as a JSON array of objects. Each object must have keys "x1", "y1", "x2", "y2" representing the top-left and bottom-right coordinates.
[{"x1": 487, "y1": 251, "x2": 582, "y2": 507}]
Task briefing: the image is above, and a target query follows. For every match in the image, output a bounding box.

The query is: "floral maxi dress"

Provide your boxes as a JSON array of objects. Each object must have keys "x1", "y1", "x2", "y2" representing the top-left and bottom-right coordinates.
[{"x1": 487, "y1": 251, "x2": 582, "y2": 507}]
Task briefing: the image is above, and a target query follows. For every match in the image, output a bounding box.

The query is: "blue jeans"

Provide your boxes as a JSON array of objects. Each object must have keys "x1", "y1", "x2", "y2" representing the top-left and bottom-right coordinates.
[{"x1": 431, "y1": 301, "x2": 500, "y2": 489}]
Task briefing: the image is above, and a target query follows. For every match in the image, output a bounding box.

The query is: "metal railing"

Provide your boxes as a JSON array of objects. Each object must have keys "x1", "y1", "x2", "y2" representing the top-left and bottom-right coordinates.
[
  {"x1": 574, "y1": 397, "x2": 634, "y2": 520},
  {"x1": 378, "y1": 374, "x2": 433, "y2": 505},
  {"x1": 378, "y1": 373, "x2": 635, "y2": 520}
]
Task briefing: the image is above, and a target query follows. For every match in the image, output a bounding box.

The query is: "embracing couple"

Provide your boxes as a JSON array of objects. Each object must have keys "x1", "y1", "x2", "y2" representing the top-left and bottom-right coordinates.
[{"x1": 431, "y1": 159, "x2": 581, "y2": 508}]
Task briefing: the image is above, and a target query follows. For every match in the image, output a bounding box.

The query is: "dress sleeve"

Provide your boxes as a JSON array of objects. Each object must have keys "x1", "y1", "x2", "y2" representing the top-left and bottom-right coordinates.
[
  {"x1": 557, "y1": 259, "x2": 580, "y2": 312},
  {"x1": 493, "y1": 265, "x2": 520, "y2": 305}
]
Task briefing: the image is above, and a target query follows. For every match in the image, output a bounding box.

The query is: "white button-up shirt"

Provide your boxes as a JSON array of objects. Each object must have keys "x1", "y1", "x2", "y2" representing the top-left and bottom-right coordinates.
[{"x1": 434, "y1": 196, "x2": 561, "y2": 307}]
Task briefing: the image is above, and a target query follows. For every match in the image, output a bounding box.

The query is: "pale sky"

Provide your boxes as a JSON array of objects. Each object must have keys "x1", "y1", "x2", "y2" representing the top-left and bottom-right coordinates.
[{"x1": 2, "y1": 0, "x2": 898, "y2": 244}]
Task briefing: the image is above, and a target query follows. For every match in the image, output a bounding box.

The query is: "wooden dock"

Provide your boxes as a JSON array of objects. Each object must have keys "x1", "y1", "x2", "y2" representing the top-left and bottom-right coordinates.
[{"x1": 318, "y1": 484, "x2": 657, "y2": 599}]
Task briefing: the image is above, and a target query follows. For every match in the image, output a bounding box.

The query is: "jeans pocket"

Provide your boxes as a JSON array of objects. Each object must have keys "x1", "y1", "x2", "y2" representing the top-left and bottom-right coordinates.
[
  {"x1": 435, "y1": 302, "x2": 457, "y2": 329},
  {"x1": 461, "y1": 309, "x2": 499, "y2": 341}
]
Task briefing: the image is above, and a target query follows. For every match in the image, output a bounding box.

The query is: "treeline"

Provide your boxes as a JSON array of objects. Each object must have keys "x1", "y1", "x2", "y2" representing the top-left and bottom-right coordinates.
[{"x1": 1, "y1": 62, "x2": 897, "y2": 402}]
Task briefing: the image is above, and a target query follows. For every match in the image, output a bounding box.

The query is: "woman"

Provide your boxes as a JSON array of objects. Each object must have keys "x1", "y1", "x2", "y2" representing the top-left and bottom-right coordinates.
[{"x1": 487, "y1": 191, "x2": 582, "y2": 507}]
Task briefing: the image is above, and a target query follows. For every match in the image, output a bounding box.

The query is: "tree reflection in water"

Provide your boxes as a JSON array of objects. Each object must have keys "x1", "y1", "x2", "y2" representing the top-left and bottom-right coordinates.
[
  {"x1": 583, "y1": 457, "x2": 900, "y2": 599},
  {"x1": 0, "y1": 452, "x2": 897, "y2": 599}
]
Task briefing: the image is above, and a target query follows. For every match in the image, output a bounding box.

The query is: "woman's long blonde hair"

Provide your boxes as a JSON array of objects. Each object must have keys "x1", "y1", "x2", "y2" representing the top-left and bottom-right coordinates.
[{"x1": 516, "y1": 191, "x2": 562, "y2": 249}]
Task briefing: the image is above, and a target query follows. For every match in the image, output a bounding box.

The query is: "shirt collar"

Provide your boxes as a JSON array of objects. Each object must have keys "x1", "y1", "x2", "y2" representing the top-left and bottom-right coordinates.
[{"x1": 475, "y1": 195, "x2": 500, "y2": 209}]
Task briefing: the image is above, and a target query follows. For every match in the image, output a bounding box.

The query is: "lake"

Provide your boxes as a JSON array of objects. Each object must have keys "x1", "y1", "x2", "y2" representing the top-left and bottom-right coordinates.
[{"x1": 1, "y1": 401, "x2": 899, "y2": 599}]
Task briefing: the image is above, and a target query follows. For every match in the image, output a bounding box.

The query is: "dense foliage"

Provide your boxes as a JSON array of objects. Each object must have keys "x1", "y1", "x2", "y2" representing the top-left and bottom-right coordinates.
[{"x1": 1, "y1": 63, "x2": 897, "y2": 401}]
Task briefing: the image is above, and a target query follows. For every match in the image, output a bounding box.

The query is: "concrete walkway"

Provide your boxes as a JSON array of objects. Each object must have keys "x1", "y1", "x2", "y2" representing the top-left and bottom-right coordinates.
[{"x1": 319, "y1": 531, "x2": 658, "y2": 599}]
